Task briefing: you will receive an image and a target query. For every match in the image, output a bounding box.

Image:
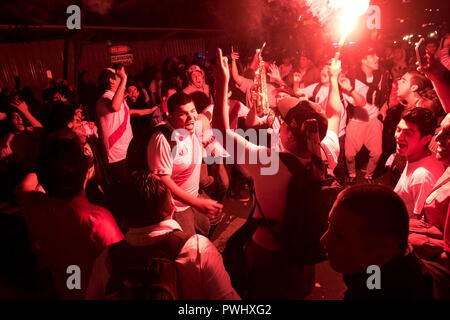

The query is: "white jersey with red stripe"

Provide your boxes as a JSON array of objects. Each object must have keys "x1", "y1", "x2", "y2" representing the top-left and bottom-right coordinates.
[
  {"x1": 96, "y1": 90, "x2": 133, "y2": 163},
  {"x1": 147, "y1": 127, "x2": 203, "y2": 212}
]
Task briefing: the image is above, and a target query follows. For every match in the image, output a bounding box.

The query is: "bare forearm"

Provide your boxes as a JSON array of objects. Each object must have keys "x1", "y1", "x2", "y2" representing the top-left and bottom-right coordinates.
[
  {"x1": 22, "y1": 110, "x2": 43, "y2": 128},
  {"x1": 159, "y1": 175, "x2": 200, "y2": 208},
  {"x1": 350, "y1": 90, "x2": 366, "y2": 107},
  {"x1": 293, "y1": 81, "x2": 301, "y2": 94},
  {"x1": 231, "y1": 60, "x2": 243, "y2": 86},
  {"x1": 130, "y1": 107, "x2": 157, "y2": 117},
  {"x1": 111, "y1": 80, "x2": 127, "y2": 112},
  {"x1": 15, "y1": 173, "x2": 39, "y2": 195},
  {"x1": 428, "y1": 75, "x2": 450, "y2": 113},
  {"x1": 244, "y1": 105, "x2": 260, "y2": 128},
  {"x1": 212, "y1": 77, "x2": 230, "y2": 135},
  {"x1": 326, "y1": 77, "x2": 342, "y2": 136},
  {"x1": 250, "y1": 52, "x2": 259, "y2": 70},
  {"x1": 328, "y1": 78, "x2": 341, "y2": 118}
]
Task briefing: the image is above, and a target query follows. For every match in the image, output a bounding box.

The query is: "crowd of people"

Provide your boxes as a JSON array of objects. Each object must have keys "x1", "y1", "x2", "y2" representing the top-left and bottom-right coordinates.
[{"x1": 0, "y1": 32, "x2": 449, "y2": 300}]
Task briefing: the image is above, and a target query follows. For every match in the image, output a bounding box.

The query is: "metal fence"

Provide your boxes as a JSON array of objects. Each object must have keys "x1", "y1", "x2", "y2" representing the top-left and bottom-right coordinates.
[{"x1": 0, "y1": 37, "x2": 227, "y2": 99}]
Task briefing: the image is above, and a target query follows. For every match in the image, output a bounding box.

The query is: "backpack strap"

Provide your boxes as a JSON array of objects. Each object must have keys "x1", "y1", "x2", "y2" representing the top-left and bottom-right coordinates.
[
  {"x1": 126, "y1": 123, "x2": 177, "y2": 175},
  {"x1": 311, "y1": 83, "x2": 322, "y2": 103},
  {"x1": 109, "y1": 230, "x2": 190, "y2": 261},
  {"x1": 106, "y1": 230, "x2": 190, "y2": 297},
  {"x1": 252, "y1": 152, "x2": 310, "y2": 235},
  {"x1": 279, "y1": 152, "x2": 309, "y2": 179},
  {"x1": 153, "y1": 123, "x2": 177, "y2": 152}
]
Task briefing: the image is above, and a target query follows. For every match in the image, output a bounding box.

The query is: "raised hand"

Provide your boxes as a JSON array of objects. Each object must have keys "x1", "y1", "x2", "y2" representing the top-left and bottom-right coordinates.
[
  {"x1": 293, "y1": 72, "x2": 302, "y2": 84},
  {"x1": 194, "y1": 197, "x2": 224, "y2": 219},
  {"x1": 11, "y1": 100, "x2": 29, "y2": 113},
  {"x1": 231, "y1": 45, "x2": 240, "y2": 61},
  {"x1": 268, "y1": 64, "x2": 282, "y2": 83},
  {"x1": 116, "y1": 65, "x2": 127, "y2": 81},
  {"x1": 327, "y1": 58, "x2": 342, "y2": 78},
  {"x1": 338, "y1": 75, "x2": 353, "y2": 92},
  {"x1": 213, "y1": 48, "x2": 230, "y2": 86}
]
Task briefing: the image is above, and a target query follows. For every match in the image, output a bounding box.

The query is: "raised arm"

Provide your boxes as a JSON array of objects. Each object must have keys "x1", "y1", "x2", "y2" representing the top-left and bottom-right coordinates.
[
  {"x1": 212, "y1": 48, "x2": 231, "y2": 134},
  {"x1": 212, "y1": 48, "x2": 268, "y2": 166},
  {"x1": 230, "y1": 46, "x2": 244, "y2": 87},
  {"x1": 129, "y1": 106, "x2": 159, "y2": 117},
  {"x1": 268, "y1": 64, "x2": 287, "y2": 87},
  {"x1": 11, "y1": 100, "x2": 43, "y2": 128},
  {"x1": 110, "y1": 66, "x2": 128, "y2": 112},
  {"x1": 419, "y1": 53, "x2": 450, "y2": 113},
  {"x1": 326, "y1": 59, "x2": 342, "y2": 136}
]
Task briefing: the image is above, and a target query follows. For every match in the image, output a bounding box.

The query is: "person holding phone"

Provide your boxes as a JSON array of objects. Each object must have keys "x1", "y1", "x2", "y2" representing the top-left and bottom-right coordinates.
[
  {"x1": 437, "y1": 33, "x2": 450, "y2": 71},
  {"x1": 417, "y1": 38, "x2": 450, "y2": 114}
]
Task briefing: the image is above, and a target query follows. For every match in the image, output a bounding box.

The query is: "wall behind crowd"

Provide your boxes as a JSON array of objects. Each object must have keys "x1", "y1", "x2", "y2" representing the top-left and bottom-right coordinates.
[{"x1": 0, "y1": 36, "x2": 227, "y2": 98}]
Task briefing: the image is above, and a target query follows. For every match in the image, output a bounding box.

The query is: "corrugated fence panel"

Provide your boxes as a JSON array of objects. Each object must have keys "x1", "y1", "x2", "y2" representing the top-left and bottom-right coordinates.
[
  {"x1": 0, "y1": 37, "x2": 222, "y2": 99},
  {"x1": 0, "y1": 40, "x2": 65, "y2": 99}
]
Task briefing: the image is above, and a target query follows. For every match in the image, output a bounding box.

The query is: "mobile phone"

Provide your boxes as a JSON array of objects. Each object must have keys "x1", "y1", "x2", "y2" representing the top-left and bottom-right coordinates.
[
  {"x1": 415, "y1": 38, "x2": 427, "y2": 68},
  {"x1": 46, "y1": 69, "x2": 53, "y2": 79}
]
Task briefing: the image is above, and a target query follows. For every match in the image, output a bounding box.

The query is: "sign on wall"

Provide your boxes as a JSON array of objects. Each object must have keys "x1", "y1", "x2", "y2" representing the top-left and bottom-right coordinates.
[{"x1": 107, "y1": 44, "x2": 133, "y2": 65}]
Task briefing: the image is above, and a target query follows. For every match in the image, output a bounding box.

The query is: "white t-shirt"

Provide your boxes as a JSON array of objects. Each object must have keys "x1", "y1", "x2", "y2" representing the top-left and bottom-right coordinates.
[
  {"x1": 86, "y1": 219, "x2": 240, "y2": 300},
  {"x1": 394, "y1": 155, "x2": 445, "y2": 217},
  {"x1": 96, "y1": 90, "x2": 133, "y2": 163},
  {"x1": 349, "y1": 79, "x2": 379, "y2": 122},
  {"x1": 227, "y1": 129, "x2": 340, "y2": 250},
  {"x1": 303, "y1": 82, "x2": 350, "y2": 138},
  {"x1": 202, "y1": 100, "x2": 250, "y2": 130},
  {"x1": 147, "y1": 125, "x2": 203, "y2": 212}
]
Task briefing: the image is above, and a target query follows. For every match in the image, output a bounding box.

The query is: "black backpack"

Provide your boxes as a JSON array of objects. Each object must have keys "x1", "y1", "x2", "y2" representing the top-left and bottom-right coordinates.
[
  {"x1": 251, "y1": 152, "x2": 342, "y2": 271},
  {"x1": 105, "y1": 230, "x2": 190, "y2": 300},
  {"x1": 126, "y1": 123, "x2": 177, "y2": 175},
  {"x1": 222, "y1": 153, "x2": 342, "y2": 298}
]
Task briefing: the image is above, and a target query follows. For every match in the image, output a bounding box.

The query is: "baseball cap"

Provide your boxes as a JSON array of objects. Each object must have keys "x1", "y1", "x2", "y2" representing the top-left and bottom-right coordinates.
[
  {"x1": 187, "y1": 65, "x2": 203, "y2": 75},
  {"x1": 278, "y1": 96, "x2": 328, "y2": 142}
]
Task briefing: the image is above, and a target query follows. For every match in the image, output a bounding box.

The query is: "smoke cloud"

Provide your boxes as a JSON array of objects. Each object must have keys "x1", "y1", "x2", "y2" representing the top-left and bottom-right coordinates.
[{"x1": 82, "y1": 0, "x2": 114, "y2": 15}]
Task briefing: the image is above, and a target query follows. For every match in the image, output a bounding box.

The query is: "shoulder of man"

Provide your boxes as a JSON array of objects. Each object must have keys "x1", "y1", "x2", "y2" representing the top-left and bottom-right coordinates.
[
  {"x1": 177, "y1": 234, "x2": 223, "y2": 266},
  {"x1": 149, "y1": 124, "x2": 176, "y2": 148}
]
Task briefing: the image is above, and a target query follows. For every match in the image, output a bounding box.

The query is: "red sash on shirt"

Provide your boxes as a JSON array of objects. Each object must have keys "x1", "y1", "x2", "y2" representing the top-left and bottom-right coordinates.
[
  {"x1": 171, "y1": 134, "x2": 201, "y2": 186},
  {"x1": 108, "y1": 105, "x2": 129, "y2": 149}
]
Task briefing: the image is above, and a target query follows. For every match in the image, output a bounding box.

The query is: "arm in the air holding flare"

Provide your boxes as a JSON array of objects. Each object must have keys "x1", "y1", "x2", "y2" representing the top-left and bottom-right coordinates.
[{"x1": 326, "y1": 59, "x2": 343, "y2": 137}]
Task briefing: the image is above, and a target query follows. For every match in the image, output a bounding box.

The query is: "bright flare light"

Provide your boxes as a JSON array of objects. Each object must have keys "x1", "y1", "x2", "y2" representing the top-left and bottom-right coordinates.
[{"x1": 330, "y1": 0, "x2": 371, "y2": 46}]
